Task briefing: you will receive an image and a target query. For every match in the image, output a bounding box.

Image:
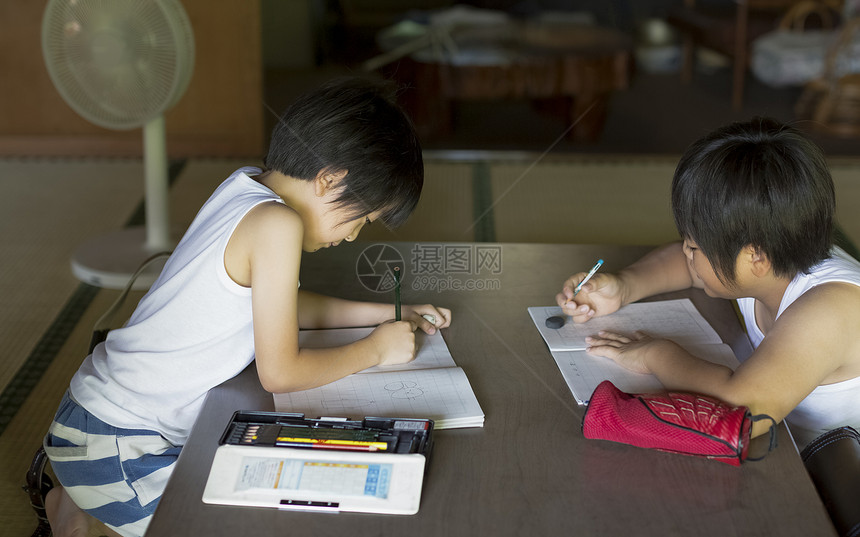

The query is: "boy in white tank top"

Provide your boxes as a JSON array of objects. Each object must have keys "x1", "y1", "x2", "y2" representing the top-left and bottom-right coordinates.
[
  {"x1": 42, "y1": 78, "x2": 451, "y2": 537},
  {"x1": 556, "y1": 117, "x2": 860, "y2": 450}
]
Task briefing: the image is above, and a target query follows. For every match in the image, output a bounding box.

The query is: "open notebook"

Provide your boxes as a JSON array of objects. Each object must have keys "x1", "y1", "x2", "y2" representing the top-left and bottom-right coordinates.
[
  {"x1": 273, "y1": 329, "x2": 484, "y2": 429},
  {"x1": 528, "y1": 299, "x2": 741, "y2": 404}
]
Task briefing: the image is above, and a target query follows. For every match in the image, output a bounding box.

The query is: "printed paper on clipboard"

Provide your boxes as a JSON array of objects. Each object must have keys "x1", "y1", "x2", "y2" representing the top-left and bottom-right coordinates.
[{"x1": 203, "y1": 445, "x2": 427, "y2": 515}]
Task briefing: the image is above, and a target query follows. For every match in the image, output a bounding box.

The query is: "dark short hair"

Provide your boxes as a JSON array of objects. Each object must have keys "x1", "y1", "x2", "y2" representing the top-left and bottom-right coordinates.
[
  {"x1": 671, "y1": 117, "x2": 834, "y2": 285},
  {"x1": 263, "y1": 77, "x2": 423, "y2": 228}
]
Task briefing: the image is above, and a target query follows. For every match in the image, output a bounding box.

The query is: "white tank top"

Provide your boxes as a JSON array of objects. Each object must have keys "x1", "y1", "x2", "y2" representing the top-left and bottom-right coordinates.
[
  {"x1": 736, "y1": 247, "x2": 860, "y2": 449},
  {"x1": 71, "y1": 168, "x2": 283, "y2": 445}
]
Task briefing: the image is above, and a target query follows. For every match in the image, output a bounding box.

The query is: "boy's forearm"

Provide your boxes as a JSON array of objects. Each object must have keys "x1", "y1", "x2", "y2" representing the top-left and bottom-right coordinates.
[
  {"x1": 643, "y1": 344, "x2": 774, "y2": 438},
  {"x1": 617, "y1": 242, "x2": 695, "y2": 305},
  {"x1": 259, "y1": 340, "x2": 381, "y2": 393},
  {"x1": 645, "y1": 342, "x2": 733, "y2": 395},
  {"x1": 297, "y1": 290, "x2": 393, "y2": 329}
]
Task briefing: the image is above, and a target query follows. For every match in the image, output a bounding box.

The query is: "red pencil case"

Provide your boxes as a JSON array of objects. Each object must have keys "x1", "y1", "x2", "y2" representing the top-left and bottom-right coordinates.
[{"x1": 582, "y1": 380, "x2": 776, "y2": 466}]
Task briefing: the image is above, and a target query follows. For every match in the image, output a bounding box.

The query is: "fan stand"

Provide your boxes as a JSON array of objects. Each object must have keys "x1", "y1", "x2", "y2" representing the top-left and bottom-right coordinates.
[{"x1": 71, "y1": 116, "x2": 175, "y2": 290}]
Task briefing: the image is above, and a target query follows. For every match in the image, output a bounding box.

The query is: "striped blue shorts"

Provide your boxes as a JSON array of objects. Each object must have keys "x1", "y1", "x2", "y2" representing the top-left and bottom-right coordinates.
[{"x1": 43, "y1": 392, "x2": 182, "y2": 537}]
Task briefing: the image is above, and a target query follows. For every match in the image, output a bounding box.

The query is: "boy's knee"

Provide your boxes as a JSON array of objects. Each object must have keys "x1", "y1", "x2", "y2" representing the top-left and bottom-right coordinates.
[{"x1": 45, "y1": 486, "x2": 91, "y2": 537}]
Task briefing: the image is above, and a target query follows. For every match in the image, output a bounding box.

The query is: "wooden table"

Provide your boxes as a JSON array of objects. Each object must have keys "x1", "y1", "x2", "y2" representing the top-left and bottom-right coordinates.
[
  {"x1": 146, "y1": 242, "x2": 836, "y2": 537},
  {"x1": 384, "y1": 23, "x2": 631, "y2": 143}
]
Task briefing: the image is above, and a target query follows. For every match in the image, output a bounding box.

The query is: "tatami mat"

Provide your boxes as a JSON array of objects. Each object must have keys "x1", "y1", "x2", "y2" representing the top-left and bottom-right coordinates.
[
  {"x1": 487, "y1": 157, "x2": 860, "y2": 248},
  {"x1": 490, "y1": 157, "x2": 679, "y2": 245},
  {"x1": 0, "y1": 159, "x2": 145, "y2": 394}
]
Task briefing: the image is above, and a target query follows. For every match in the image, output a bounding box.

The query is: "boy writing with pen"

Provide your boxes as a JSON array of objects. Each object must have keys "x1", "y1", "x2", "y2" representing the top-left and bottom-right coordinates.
[
  {"x1": 40, "y1": 78, "x2": 451, "y2": 537},
  {"x1": 557, "y1": 117, "x2": 860, "y2": 449}
]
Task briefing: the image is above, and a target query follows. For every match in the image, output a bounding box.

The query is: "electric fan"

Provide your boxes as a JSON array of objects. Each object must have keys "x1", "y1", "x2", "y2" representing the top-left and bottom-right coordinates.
[{"x1": 42, "y1": 0, "x2": 195, "y2": 289}]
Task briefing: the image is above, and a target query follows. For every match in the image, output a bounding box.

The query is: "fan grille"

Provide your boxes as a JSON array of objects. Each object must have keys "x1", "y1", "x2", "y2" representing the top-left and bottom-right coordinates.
[{"x1": 42, "y1": 0, "x2": 194, "y2": 130}]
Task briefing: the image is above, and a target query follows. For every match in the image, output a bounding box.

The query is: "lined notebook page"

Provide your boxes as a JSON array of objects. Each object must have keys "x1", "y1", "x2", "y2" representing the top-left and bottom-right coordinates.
[
  {"x1": 529, "y1": 299, "x2": 739, "y2": 404},
  {"x1": 528, "y1": 299, "x2": 722, "y2": 351}
]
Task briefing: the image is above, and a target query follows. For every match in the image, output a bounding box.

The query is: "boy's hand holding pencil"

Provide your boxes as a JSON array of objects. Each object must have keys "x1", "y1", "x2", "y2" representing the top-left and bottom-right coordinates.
[
  {"x1": 369, "y1": 321, "x2": 418, "y2": 366},
  {"x1": 557, "y1": 259, "x2": 625, "y2": 323},
  {"x1": 393, "y1": 267, "x2": 452, "y2": 335},
  {"x1": 400, "y1": 305, "x2": 452, "y2": 335},
  {"x1": 366, "y1": 266, "x2": 453, "y2": 367}
]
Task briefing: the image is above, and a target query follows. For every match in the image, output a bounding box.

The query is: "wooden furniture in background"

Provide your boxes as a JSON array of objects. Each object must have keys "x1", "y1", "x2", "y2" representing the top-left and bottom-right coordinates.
[
  {"x1": 0, "y1": 0, "x2": 264, "y2": 158},
  {"x1": 668, "y1": 0, "x2": 815, "y2": 110},
  {"x1": 385, "y1": 23, "x2": 631, "y2": 143},
  {"x1": 796, "y1": 17, "x2": 860, "y2": 137},
  {"x1": 749, "y1": 0, "x2": 840, "y2": 88}
]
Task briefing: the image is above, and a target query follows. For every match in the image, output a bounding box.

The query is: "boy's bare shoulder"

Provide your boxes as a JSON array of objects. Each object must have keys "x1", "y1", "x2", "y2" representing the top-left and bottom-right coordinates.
[
  {"x1": 225, "y1": 202, "x2": 303, "y2": 286},
  {"x1": 246, "y1": 200, "x2": 301, "y2": 222},
  {"x1": 790, "y1": 282, "x2": 860, "y2": 373},
  {"x1": 800, "y1": 281, "x2": 860, "y2": 312},
  {"x1": 239, "y1": 201, "x2": 303, "y2": 239},
  {"x1": 748, "y1": 282, "x2": 860, "y2": 386},
  {"x1": 814, "y1": 282, "x2": 860, "y2": 376},
  {"x1": 786, "y1": 282, "x2": 860, "y2": 330}
]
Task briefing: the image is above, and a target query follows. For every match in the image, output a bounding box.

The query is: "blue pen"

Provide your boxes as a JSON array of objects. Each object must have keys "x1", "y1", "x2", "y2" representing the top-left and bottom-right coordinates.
[{"x1": 573, "y1": 259, "x2": 604, "y2": 297}]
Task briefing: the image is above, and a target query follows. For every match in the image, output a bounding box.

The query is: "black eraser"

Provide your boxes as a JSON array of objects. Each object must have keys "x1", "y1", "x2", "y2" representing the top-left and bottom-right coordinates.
[{"x1": 545, "y1": 315, "x2": 565, "y2": 329}]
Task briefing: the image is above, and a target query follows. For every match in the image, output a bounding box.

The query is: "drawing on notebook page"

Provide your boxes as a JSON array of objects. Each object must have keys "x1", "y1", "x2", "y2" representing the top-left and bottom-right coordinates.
[{"x1": 385, "y1": 381, "x2": 425, "y2": 399}]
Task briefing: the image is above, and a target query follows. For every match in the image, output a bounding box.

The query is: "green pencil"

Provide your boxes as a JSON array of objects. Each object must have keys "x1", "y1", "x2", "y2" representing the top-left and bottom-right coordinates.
[{"x1": 394, "y1": 266, "x2": 401, "y2": 321}]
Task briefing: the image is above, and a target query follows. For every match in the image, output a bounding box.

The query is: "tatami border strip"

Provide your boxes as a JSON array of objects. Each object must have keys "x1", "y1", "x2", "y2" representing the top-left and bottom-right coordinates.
[
  {"x1": 0, "y1": 284, "x2": 100, "y2": 434},
  {"x1": 472, "y1": 161, "x2": 496, "y2": 242}
]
